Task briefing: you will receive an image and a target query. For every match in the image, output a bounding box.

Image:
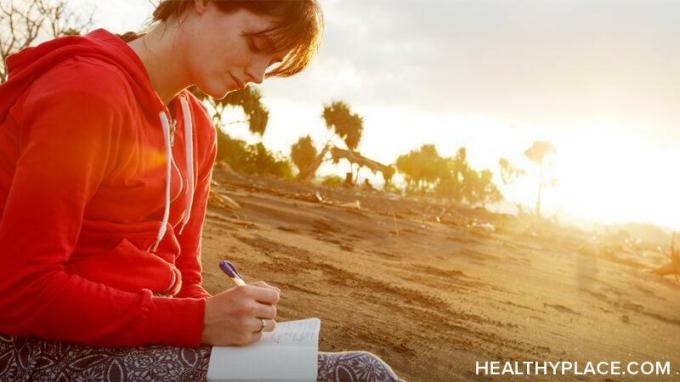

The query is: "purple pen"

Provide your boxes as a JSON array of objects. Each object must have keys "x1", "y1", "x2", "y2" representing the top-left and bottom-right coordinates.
[{"x1": 219, "y1": 260, "x2": 246, "y2": 286}]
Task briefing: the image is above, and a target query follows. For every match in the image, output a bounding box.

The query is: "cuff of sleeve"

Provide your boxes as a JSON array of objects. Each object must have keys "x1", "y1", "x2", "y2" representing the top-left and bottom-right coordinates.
[
  {"x1": 143, "y1": 296, "x2": 206, "y2": 347},
  {"x1": 177, "y1": 284, "x2": 211, "y2": 299}
]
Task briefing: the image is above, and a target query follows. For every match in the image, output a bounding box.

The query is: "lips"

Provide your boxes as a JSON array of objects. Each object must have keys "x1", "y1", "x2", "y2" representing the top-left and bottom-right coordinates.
[{"x1": 228, "y1": 72, "x2": 246, "y2": 90}]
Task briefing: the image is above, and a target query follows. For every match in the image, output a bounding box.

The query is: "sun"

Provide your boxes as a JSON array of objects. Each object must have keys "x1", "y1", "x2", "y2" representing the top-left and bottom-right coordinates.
[{"x1": 537, "y1": 128, "x2": 679, "y2": 229}]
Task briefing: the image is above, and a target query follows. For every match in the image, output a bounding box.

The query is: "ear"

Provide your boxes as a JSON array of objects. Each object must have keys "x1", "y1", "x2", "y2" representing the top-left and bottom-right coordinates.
[{"x1": 193, "y1": 0, "x2": 209, "y2": 15}]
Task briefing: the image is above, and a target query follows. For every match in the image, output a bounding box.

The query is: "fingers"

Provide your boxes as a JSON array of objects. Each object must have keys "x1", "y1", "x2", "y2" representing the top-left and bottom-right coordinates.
[
  {"x1": 203, "y1": 286, "x2": 282, "y2": 346},
  {"x1": 263, "y1": 318, "x2": 276, "y2": 332},
  {"x1": 248, "y1": 317, "x2": 277, "y2": 333},
  {"x1": 244, "y1": 284, "x2": 280, "y2": 305},
  {"x1": 251, "y1": 280, "x2": 282, "y2": 294},
  {"x1": 252, "y1": 301, "x2": 277, "y2": 320}
]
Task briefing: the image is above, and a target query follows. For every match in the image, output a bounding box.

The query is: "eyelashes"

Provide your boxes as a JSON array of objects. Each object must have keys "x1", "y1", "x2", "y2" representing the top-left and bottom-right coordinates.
[
  {"x1": 246, "y1": 35, "x2": 283, "y2": 67},
  {"x1": 247, "y1": 36, "x2": 262, "y2": 53}
]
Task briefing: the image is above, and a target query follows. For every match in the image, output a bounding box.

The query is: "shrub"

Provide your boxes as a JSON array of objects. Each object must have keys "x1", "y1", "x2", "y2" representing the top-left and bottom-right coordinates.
[
  {"x1": 216, "y1": 129, "x2": 293, "y2": 179},
  {"x1": 320, "y1": 175, "x2": 344, "y2": 187}
]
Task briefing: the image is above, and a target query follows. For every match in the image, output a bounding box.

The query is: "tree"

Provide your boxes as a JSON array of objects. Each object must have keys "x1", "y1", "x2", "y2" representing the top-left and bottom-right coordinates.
[
  {"x1": 190, "y1": 85, "x2": 269, "y2": 136},
  {"x1": 396, "y1": 144, "x2": 447, "y2": 193},
  {"x1": 216, "y1": 128, "x2": 250, "y2": 171},
  {"x1": 396, "y1": 150, "x2": 423, "y2": 192},
  {"x1": 252, "y1": 142, "x2": 292, "y2": 179},
  {"x1": 463, "y1": 169, "x2": 502, "y2": 207},
  {"x1": 0, "y1": 0, "x2": 92, "y2": 82},
  {"x1": 450, "y1": 147, "x2": 470, "y2": 185},
  {"x1": 524, "y1": 141, "x2": 556, "y2": 217},
  {"x1": 498, "y1": 158, "x2": 526, "y2": 186},
  {"x1": 435, "y1": 147, "x2": 469, "y2": 202},
  {"x1": 190, "y1": 84, "x2": 273, "y2": 178},
  {"x1": 189, "y1": 85, "x2": 273, "y2": 177},
  {"x1": 321, "y1": 174, "x2": 343, "y2": 188},
  {"x1": 215, "y1": 129, "x2": 292, "y2": 178},
  {"x1": 321, "y1": 100, "x2": 363, "y2": 150},
  {"x1": 290, "y1": 135, "x2": 318, "y2": 175},
  {"x1": 418, "y1": 144, "x2": 448, "y2": 188},
  {"x1": 297, "y1": 100, "x2": 365, "y2": 183},
  {"x1": 395, "y1": 151, "x2": 418, "y2": 191},
  {"x1": 498, "y1": 157, "x2": 527, "y2": 214},
  {"x1": 322, "y1": 100, "x2": 363, "y2": 183},
  {"x1": 381, "y1": 165, "x2": 396, "y2": 191},
  {"x1": 327, "y1": 147, "x2": 394, "y2": 189},
  {"x1": 395, "y1": 144, "x2": 504, "y2": 207}
]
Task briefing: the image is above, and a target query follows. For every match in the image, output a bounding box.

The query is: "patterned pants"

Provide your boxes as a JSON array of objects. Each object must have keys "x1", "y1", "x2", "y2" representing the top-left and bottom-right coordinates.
[{"x1": 0, "y1": 334, "x2": 402, "y2": 381}]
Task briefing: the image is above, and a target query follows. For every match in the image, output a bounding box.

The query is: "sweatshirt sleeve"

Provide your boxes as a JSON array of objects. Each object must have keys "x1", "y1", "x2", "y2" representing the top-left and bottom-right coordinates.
[
  {"x1": 0, "y1": 76, "x2": 205, "y2": 347},
  {"x1": 175, "y1": 104, "x2": 217, "y2": 300}
]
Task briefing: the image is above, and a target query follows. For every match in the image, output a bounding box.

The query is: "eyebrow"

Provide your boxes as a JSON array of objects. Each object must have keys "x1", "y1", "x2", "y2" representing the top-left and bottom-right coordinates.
[{"x1": 246, "y1": 26, "x2": 286, "y2": 52}]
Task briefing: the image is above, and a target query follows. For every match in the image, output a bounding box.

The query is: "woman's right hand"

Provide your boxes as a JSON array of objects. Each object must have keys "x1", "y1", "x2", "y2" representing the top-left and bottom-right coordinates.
[{"x1": 201, "y1": 281, "x2": 280, "y2": 346}]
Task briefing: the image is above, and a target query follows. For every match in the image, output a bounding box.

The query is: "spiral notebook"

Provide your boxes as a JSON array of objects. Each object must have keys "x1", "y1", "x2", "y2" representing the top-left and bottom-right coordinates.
[{"x1": 207, "y1": 318, "x2": 321, "y2": 382}]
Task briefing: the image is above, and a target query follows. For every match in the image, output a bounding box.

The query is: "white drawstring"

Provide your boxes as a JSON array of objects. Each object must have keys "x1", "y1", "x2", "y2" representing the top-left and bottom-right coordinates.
[
  {"x1": 150, "y1": 110, "x2": 174, "y2": 253},
  {"x1": 178, "y1": 95, "x2": 195, "y2": 234},
  {"x1": 150, "y1": 95, "x2": 195, "y2": 252}
]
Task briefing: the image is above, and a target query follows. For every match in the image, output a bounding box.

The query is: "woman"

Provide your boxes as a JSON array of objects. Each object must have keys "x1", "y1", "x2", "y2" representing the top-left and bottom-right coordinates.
[{"x1": 0, "y1": 0, "x2": 402, "y2": 380}]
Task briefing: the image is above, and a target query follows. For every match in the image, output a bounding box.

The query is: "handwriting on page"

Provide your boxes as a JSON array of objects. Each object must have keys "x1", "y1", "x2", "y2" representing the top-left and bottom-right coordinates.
[{"x1": 261, "y1": 318, "x2": 320, "y2": 346}]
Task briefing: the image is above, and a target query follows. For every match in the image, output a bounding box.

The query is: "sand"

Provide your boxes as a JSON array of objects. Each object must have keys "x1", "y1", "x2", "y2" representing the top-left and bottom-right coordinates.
[{"x1": 200, "y1": 167, "x2": 680, "y2": 381}]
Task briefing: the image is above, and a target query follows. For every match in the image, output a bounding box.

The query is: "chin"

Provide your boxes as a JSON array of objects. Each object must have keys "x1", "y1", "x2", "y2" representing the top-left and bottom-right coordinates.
[
  {"x1": 196, "y1": 81, "x2": 230, "y2": 100},
  {"x1": 200, "y1": 88, "x2": 227, "y2": 100}
]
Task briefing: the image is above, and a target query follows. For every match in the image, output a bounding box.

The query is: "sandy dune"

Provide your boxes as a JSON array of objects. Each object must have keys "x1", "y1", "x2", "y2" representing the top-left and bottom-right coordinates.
[{"x1": 200, "y1": 167, "x2": 680, "y2": 381}]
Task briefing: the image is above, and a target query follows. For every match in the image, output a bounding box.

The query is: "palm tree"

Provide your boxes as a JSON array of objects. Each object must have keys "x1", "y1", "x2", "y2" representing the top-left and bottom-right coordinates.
[
  {"x1": 524, "y1": 141, "x2": 556, "y2": 217},
  {"x1": 321, "y1": 100, "x2": 364, "y2": 181},
  {"x1": 321, "y1": 100, "x2": 363, "y2": 150},
  {"x1": 190, "y1": 85, "x2": 269, "y2": 136}
]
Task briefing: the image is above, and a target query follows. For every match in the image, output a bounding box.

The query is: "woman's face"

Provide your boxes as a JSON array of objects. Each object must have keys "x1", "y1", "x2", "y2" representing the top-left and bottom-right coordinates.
[{"x1": 180, "y1": 2, "x2": 286, "y2": 98}]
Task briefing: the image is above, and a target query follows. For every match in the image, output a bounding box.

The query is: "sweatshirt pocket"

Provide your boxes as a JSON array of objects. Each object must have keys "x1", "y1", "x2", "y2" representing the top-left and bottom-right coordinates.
[{"x1": 66, "y1": 237, "x2": 182, "y2": 295}]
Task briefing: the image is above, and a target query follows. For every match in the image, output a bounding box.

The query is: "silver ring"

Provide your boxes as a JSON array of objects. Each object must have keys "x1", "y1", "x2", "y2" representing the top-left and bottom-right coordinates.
[{"x1": 258, "y1": 318, "x2": 266, "y2": 333}]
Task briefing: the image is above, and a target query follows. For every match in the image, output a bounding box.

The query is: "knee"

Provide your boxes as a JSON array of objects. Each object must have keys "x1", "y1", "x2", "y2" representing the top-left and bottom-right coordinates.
[
  {"x1": 318, "y1": 350, "x2": 402, "y2": 382},
  {"x1": 353, "y1": 351, "x2": 401, "y2": 381},
  {"x1": 355, "y1": 351, "x2": 383, "y2": 362}
]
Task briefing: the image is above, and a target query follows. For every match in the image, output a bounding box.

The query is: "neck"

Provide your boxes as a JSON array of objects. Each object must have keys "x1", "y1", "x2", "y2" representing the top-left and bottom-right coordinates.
[{"x1": 128, "y1": 23, "x2": 191, "y2": 105}]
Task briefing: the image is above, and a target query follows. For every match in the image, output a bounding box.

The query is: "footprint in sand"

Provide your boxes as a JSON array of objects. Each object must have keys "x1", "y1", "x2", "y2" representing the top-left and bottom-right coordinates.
[{"x1": 543, "y1": 303, "x2": 579, "y2": 315}]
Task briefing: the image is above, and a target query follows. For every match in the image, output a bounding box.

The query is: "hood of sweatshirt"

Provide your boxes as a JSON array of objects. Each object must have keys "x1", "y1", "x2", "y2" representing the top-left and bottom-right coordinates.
[
  {"x1": 0, "y1": 29, "x2": 195, "y2": 253},
  {"x1": 1, "y1": 29, "x2": 162, "y2": 122}
]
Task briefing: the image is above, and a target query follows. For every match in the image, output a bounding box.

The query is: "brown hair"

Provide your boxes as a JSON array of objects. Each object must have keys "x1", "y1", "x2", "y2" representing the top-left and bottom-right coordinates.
[{"x1": 152, "y1": 0, "x2": 323, "y2": 78}]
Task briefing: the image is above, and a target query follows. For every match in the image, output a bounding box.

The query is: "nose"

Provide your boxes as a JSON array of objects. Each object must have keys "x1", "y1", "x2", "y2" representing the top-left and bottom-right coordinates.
[{"x1": 244, "y1": 59, "x2": 270, "y2": 85}]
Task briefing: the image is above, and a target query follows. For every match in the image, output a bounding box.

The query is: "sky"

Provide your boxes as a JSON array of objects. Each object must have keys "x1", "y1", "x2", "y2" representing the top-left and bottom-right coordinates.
[{"x1": 63, "y1": 0, "x2": 680, "y2": 229}]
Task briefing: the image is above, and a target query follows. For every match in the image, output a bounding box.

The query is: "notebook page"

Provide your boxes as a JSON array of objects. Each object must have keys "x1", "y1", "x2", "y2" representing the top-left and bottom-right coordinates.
[
  {"x1": 207, "y1": 318, "x2": 320, "y2": 382},
  {"x1": 260, "y1": 318, "x2": 320, "y2": 346}
]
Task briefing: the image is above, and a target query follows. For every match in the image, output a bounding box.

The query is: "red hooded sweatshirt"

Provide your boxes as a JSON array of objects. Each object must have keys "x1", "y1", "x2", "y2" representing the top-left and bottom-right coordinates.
[{"x1": 0, "y1": 29, "x2": 217, "y2": 347}]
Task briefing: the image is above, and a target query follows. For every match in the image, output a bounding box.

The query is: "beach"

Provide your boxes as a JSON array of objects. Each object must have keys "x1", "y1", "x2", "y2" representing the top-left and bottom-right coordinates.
[{"x1": 201, "y1": 166, "x2": 680, "y2": 381}]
